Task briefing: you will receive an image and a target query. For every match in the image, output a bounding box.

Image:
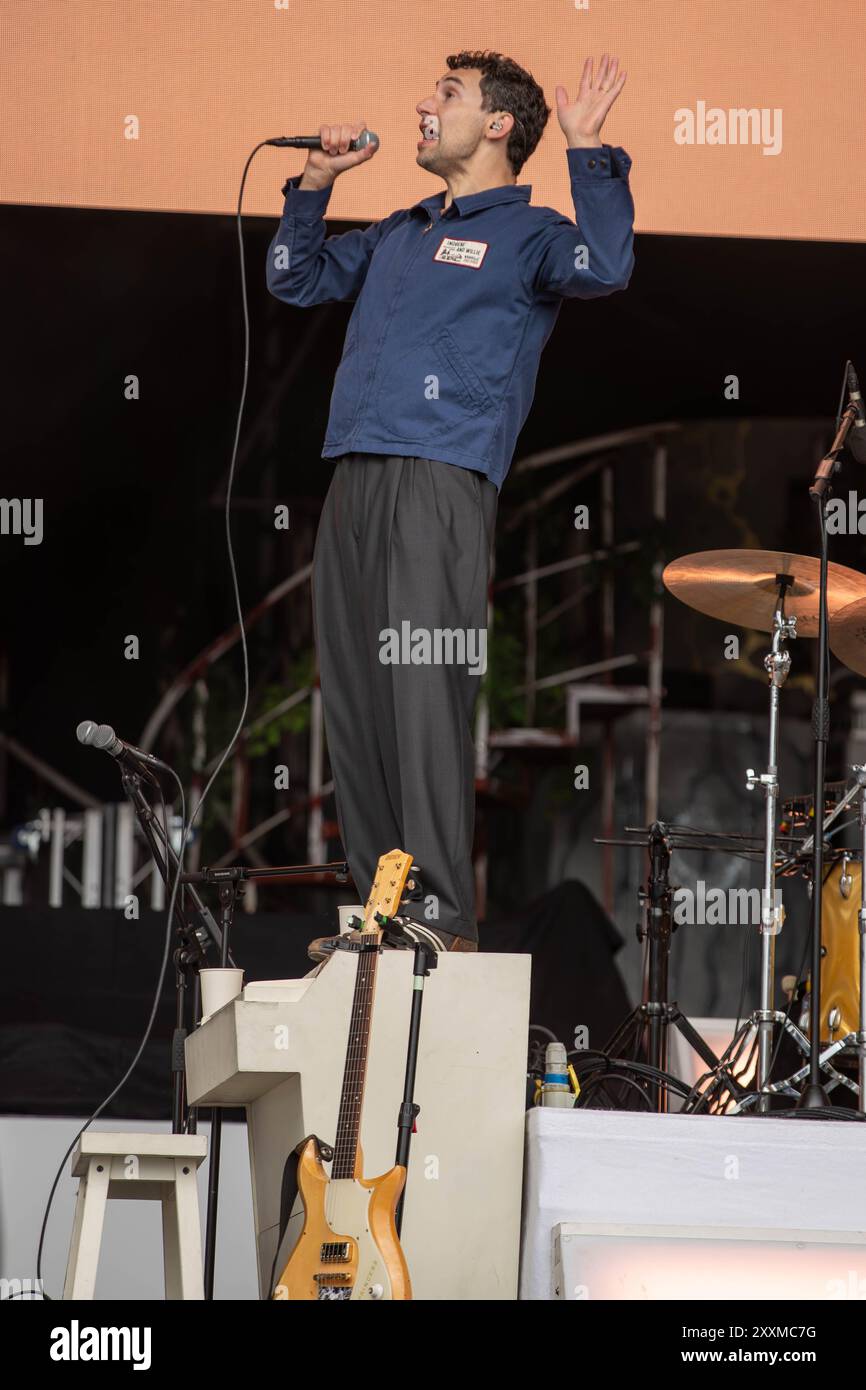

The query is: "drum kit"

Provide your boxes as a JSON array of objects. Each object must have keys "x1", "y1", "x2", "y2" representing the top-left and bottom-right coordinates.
[{"x1": 601, "y1": 548, "x2": 866, "y2": 1115}]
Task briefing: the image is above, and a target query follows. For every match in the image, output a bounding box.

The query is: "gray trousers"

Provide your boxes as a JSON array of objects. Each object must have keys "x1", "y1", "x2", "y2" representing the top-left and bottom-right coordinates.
[{"x1": 312, "y1": 453, "x2": 497, "y2": 942}]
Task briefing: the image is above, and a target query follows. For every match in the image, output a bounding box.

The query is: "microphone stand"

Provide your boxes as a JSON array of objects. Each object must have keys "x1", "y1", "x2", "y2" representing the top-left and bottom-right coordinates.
[
  {"x1": 803, "y1": 393, "x2": 861, "y2": 1109},
  {"x1": 101, "y1": 728, "x2": 356, "y2": 1293},
  {"x1": 118, "y1": 764, "x2": 227, "y2": 1133}
]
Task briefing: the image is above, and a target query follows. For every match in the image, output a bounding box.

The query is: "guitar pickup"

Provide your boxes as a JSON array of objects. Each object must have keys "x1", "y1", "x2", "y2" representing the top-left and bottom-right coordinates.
[{"x1": 320, "y1": 1242, "x2": 351, "y2": 1264}]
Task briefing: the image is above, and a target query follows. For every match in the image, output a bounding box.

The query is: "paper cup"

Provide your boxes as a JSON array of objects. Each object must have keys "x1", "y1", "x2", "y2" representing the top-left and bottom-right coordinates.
[{"x1": 200, "y1": 967, "x2": 244, "y2": 1021}]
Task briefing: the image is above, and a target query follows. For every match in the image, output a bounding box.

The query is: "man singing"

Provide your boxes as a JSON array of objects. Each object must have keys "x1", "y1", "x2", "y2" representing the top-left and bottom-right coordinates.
[{"x1": 267, "y1": 50, "x2": 633, "y2": 959}]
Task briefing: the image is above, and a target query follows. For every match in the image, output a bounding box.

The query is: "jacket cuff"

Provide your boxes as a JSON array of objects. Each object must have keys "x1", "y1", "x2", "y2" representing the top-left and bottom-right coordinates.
[
  {"x1": 566, "y1": 145, "x2": 632, "y2": 180},
  {"x1": 280, "y1": 174, "x2": 334, "y2": 220}
]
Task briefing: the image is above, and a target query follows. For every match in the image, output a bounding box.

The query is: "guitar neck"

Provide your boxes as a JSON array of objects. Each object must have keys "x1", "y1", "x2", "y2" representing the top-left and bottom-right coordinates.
[
  {"x1": 329, "y1": 848, "x2": 413, "y2": 1181},
  {"x1": 331, "y1": 936, "x2": 380, "y2": 1180}
]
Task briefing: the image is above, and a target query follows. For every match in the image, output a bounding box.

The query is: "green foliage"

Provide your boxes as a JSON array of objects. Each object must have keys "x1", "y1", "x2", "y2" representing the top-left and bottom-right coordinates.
[
  {"x1": 246, "y1": 650, "x2": 317, "y2": 755},
  {"x1": 482, "y1": 604, "x2": 570, "y2": 729},
  {"x1": 482, "y1": 608, "x2": 526, "y2": 727}
]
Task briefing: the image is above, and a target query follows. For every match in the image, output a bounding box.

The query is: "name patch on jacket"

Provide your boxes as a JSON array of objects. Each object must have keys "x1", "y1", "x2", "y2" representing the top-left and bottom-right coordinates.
[{"x1": 433, "y1": 237, "x2": 489, "y2": 269}]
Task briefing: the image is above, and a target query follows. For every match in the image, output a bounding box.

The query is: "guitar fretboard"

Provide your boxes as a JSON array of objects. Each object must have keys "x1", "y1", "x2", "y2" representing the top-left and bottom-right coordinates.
[{"x1": 331, "y1": 940, "x2": 379, "y2": 1180}]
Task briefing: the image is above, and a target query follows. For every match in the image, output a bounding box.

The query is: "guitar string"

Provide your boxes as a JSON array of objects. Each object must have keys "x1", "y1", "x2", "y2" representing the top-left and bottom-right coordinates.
[
  {"x1": 334, "y1": 865, "x2": 405, "y2": 1176},
  {"x1": 334, "y1": 953, "x2": 371, "y2": 1175},
  {"x1": 335, "y1": 932, "x2": 378, "y2": 1176},
  {"x1": 336, "y1": 870, "x2": 391, "y2": 1171}
]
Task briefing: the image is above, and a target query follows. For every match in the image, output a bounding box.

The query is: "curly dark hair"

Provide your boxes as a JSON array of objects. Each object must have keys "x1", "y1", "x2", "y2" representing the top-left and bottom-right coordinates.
[{"x1": 445, "y1": 49, "x2": 551, "y2": 176}]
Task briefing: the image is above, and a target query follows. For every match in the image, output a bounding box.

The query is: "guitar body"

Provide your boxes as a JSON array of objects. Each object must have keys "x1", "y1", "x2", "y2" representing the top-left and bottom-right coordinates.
[{"x1": 274, "y1": 1139, "x2": 411, "y2": 1300}]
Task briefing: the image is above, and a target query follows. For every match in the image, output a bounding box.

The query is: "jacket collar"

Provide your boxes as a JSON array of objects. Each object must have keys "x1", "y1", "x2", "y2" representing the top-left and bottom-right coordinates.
[{"x1": 410, "y1": 182, "x2": 531, "y2": 221}]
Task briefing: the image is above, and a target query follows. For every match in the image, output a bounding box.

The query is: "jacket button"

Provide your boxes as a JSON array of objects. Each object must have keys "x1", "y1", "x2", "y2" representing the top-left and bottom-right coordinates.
[
  {"x1": 587, "y1": 158, "x2": 596, "y2": 169},
  {"x1": 600, "y1": 158, "x2": 608, "y2": 168}
]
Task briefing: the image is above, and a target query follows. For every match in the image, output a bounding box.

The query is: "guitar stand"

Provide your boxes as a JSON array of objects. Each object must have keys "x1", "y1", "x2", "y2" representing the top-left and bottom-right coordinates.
[
  {"x1": 384, "y1": 928, "x2": 438, "y2": 1238},
  {"x1": 339, "y1": 903, "x2": 438, "y2": 1239}
]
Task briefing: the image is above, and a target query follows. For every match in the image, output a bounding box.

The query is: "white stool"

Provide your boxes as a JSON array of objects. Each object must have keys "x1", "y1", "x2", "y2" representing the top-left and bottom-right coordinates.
[{"x1": 63, "y1": 1132, "x2": 208, "y2": 1300}]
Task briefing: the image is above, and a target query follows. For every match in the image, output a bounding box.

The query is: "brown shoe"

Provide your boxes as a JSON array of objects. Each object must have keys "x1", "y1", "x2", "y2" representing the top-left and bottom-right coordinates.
[
  {"x1": 306, "y1": 935, "x2": 343, "y2": 964},
  {"x1": 443, "y1": 933, "x2": 479, "y2": 952}
]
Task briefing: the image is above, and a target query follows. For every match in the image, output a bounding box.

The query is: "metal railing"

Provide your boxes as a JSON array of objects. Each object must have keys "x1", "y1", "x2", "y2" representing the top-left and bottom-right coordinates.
[{"x1": 3, "y1": 424, "x2": 673, "y2": 911}]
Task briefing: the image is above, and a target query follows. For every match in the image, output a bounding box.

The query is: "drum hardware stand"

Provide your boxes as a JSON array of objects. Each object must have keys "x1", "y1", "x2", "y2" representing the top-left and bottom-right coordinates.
[
  {"x1": 727, "y1": 582, "x2": 844, "y2": 1112},
  {"x1": 728, "y1": 1005, "x2": 859, "y2": 1111},
  {"x1": 599, "y1": 823, "x2": 727, "y2": 1114},
  {"x1": 746, "y1": 577, "x2": 796, "y2": 1112},
  {"x1": 741, "y1": 1037, "x2": 860, "y2": 1110}
]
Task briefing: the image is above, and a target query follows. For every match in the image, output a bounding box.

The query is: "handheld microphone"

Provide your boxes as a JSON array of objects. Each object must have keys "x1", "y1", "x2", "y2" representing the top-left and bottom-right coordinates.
[
  {"x1": 265, "y1": 129, "x2": 379, "y2": 152},
  {"x1": 76, "y1": 720, "x2": 165, "y2": 772},
  {"x1": 847, "y1": 363, "x2": 866, "y2": 463}
]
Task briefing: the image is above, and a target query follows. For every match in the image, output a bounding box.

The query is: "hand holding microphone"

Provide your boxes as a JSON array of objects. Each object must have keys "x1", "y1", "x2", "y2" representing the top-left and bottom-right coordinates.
[{"x1": 298, "y1": 121, "x2": 379, "y2": 190}]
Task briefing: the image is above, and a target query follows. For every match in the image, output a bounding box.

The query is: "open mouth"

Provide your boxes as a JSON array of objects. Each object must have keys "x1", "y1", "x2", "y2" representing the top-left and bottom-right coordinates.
[{"x1": 418, "y1": 118, "x2": 440, "y2": 148}]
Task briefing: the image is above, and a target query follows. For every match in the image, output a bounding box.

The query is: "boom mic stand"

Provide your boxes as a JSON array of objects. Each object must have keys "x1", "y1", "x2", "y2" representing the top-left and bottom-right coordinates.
[
  {"x1": 117, "y1": 763, "x2": 227, "y2": 1134},
  {"x1": 112, "y1": 743, "x2": 353, "y2": 1296}
]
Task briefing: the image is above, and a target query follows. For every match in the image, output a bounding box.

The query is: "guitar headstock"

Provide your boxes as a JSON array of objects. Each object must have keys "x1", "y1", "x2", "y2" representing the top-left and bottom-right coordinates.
[{"x1": 359, "y1": 849, "x2": 414, "y2": 935}]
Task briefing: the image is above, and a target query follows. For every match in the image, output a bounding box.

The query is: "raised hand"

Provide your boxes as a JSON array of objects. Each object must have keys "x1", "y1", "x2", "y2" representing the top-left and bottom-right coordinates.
[{"x1": 555, "y1": 55, "x2": 627, "y2": 149}]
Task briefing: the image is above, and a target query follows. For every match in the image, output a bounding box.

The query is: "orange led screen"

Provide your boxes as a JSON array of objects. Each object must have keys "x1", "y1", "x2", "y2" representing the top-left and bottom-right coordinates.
[{"x1": 2, "y1": 0, "x2": 864, "y2": 240}]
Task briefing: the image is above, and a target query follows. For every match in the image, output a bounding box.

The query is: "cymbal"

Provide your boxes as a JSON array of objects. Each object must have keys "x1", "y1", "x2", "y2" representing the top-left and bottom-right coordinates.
[
  {"x1": 663, "y1": 549, "x2": 866, "y2": 635},
  {"x1": 830, "y1": 597, "x2": 866, "y2": 676}
]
